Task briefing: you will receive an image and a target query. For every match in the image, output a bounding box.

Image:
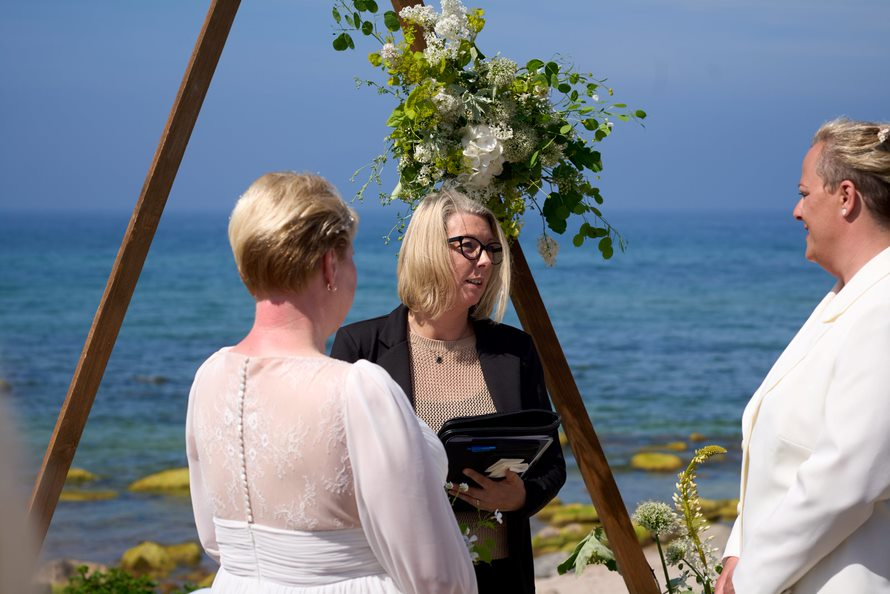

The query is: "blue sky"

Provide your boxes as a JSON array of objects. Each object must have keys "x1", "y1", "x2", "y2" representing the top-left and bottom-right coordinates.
[{"x1": 0, "y1": 0, "x2": 887, "y2": 214}]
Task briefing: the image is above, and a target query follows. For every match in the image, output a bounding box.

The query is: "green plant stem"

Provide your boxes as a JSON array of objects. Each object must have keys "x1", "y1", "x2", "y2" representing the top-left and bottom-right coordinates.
[{"x1": 654, "y1": 536, "x2": 675, "y2": 594}]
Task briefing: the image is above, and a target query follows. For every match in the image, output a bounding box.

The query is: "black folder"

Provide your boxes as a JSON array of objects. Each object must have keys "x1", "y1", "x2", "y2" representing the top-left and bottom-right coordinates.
[{"x1": 438, "y1": 409, "x2": 560, "y2": 487}]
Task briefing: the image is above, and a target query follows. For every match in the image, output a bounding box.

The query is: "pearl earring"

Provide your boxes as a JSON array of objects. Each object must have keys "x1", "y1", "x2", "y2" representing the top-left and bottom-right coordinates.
[{"x1": 841, "y1": 208, "x2": 848, "y2": 216}]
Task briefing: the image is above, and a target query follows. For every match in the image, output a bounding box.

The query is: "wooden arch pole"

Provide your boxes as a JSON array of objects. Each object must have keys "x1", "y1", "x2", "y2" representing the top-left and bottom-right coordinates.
[
  {"x1": 510, "y1": 244, "x2": 659, "y2": 593},
  {"x1": 390, "y1": 1, "x2": 658, "y2": 591},
  {"x1": 28, "y1": 0, "x2": 241, "y2": 547}
]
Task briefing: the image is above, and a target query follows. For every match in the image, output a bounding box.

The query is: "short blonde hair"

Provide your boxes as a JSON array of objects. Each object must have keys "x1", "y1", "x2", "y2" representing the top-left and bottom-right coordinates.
[
  {"x1": 228, "y1": 172, "x2": 357, "y2": 296},
  {"x1": 398, "y1": 189, "x2": 511, "y2": 322},
  {"x1": 814, "y1": 118, "x2": 890, "y2": 226}
]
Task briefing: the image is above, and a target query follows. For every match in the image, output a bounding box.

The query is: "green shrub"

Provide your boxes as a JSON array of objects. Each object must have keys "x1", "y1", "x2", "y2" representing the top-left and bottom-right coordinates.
[{"x1": 61, "y1": 565, "x2": 199, "y2": 594}]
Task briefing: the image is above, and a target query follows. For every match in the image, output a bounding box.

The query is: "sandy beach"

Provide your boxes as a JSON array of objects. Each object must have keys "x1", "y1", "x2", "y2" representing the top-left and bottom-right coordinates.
[{"x1": 533, "y1": 524, "x2": 730, "y2": 594}]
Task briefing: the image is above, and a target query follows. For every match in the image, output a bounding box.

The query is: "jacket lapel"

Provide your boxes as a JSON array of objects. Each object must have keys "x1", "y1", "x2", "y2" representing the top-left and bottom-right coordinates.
[
  {"x1": 475, "y1": 320, "x2": 521, "y2": 413},
  {"x1": 374, "y1": 305, "x2": 415, "y2": 406}
]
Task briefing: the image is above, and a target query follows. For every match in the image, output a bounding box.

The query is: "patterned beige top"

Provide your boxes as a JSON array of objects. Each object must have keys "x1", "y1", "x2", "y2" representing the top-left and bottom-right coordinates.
[{"x1": 408, "y1": 331, "x2": 508, "y2": 559}]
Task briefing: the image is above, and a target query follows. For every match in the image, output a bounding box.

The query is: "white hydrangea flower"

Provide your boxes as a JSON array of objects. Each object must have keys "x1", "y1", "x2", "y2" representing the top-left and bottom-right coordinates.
[
  {"x1": 380, "y1": 43, "x2": 399, "y2": 64},
  {"x1": 537, "y1": 234, "x2": 559, "y2": 266},
  {"x1": 460, "y1": 124, "x2": 505, "y2": 189},
  {"x1": 398, "y1": 5, "x2": 438, "y2": 28},
  {"x1": 434, "y1": 13, "x2": 470, "y2": 42},
  {"x1": 440, "y1": 0, "x2": 468, "y2": 18}
]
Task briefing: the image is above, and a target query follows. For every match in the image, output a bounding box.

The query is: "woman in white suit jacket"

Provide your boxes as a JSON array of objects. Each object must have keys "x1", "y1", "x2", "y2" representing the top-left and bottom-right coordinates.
[{"x1": 717, "y1": 119, "x2": 890, "y2": 594}]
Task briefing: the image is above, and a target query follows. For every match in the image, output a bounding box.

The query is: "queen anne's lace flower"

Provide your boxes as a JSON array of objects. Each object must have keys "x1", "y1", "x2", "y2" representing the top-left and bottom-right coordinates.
[
  {"x1": 434, "y1": 13, "x2": 470, "y2": 42},
  {"x1": 485, "y1": 56, "x2": 517, "y2": 88}
]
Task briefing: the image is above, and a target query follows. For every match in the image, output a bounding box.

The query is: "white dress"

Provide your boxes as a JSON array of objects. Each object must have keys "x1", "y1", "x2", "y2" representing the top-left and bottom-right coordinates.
[{"x1": 186, "y1": 350, "x2": 477, "y2": 594}]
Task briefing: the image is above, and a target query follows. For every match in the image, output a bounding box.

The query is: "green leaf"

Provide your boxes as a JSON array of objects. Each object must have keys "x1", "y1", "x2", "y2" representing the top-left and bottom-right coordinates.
[
  {"x1": 560, "y1": 123, "x2": 572, "y2": 134},
  {"x1": 599, "y1": 236, "x2": 614, "y2": 259},
  {"x1": 570, "y1": 90, "x2": 579, "y2": 101},
  {"x1": 634, "y1": 109, "x2": 647, "y2": 118},
  {"x1": 385, "y1": 105, "x2": 405, "y2": 127},
  {"x1": 332, "y1": 33, "x2": 352, "y2": 51},
  {"x1": 617, "y1": 114, "x2": 630, "y2": 122},
  {"x1": 384, "y1": 10, "x2": 401, "y2": 31},
  {"x1": 581, "y1": 118, "x2": 599, "y2": 131},
  {"x1": 569, "y1": 72, "x2": 580, "y2": 84},
  {"x1": 361, "y1": 20, "x2": 373, "y2": 35},
  {"x1": 530, "y1": 150, "x2": 540, "y2": 167},
  {"x1": 557, "y1": 83, "x2": 571, "y2": 93},
  {"x1": 353, "y1": 0, "x2": 367, "y2": 11},
  {"x1": 612, "y1": 103, "x2": 627, "y2": 108},
  {"x1": 366, "y1": 0, "x2": 379, "y2": 13},
  {"x1": 544, "y1": 61, "x2": 560, "y2": 78},
  {"x1": 368, "y1": 52, "x2": 382, "y2": 67},
  {"x1": 578, "y1": 106, "x2": 594, "y2": 114},
  {"x1": 526, "y1": 59, "x2": 544, "y2": 71},
  {"x1": 332, "y1": 7, "x2": 342, "y2": 23},
  {"x1": 352, "y1": 12, "x2": 362, "y2": 27},
  {"x1": 572, "y1": 233, "x2": 584, "y2": 247}
]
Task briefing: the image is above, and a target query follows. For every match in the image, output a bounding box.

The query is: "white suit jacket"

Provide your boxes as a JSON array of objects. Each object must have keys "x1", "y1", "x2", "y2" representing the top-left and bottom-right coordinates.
[{"x1": 724, "y1": 246, "x2": 890, "y2": 594}]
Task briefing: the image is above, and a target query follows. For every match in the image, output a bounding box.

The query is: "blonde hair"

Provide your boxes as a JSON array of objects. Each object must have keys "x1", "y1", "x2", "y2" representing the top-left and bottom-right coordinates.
[
  {"x1": 228, "y1": 172, "x2": 357, "y2": 296},
  {"x1": 814, "y1": 117, "x2": 890, "y2": 225},
  {"x1": 397, "y1": 189, "x2": 511, "y2": 322}
]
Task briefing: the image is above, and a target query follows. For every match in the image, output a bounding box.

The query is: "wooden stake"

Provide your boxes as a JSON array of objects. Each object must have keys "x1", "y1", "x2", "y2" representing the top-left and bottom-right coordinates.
[
  {"x1": 28, "y1": 0, "x2": 241, "y2": 548},
  {"x1": 510, "y1": 242, "x2": 658, "y2": 593}
]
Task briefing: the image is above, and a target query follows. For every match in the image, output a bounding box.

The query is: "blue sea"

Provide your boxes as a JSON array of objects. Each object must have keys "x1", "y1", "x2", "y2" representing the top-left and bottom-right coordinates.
[{"x1": 0, "y1": 208, "x2": 831, "y2": 566}]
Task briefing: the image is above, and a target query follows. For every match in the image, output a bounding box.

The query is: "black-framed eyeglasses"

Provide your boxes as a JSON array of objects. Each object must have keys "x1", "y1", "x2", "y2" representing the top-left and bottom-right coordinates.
[{"x1": 448, "y1": 235, "x2": 504, "y2": 265}]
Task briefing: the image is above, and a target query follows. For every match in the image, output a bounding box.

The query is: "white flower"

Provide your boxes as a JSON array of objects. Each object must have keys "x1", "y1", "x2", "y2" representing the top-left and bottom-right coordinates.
[
  {"x1": 591, "y1": 93, "x2": 599, "y2": 102},
  {"x1": 485, "y1": 56, "x2": 517, "y2": 88},
  {"x1": 398, "y1": 5, "x2": 438, "y2": 28},
  {"x1": 433, "y1": 89, "x2": 462, "y2": 118},
  {"x1": 460, "y1": 124, "x2": 505, "y2": 188},
  {"x1": 444, "y1": 481, "x2": 454, "y2": 491},
  {"x1": 488, "y1": 122, "x2": 513, "y2": 141},
  {"x1": 493, "y1": 509, "x2": 503, "y2": 524},
  {"x1": 458, "y1": 482, "x2": 469, "y2": 493},
  {"x1": 632, "y1": 500, "x2": 680, "y2": 536},
  {"x1": 380, "y1": 43, "x2": 399, "y2": 64},
  {"x1": 537, "y1": 234, "x2": 559, "y2": 267},
  {"x1": 434, "y1": 13, "x2": 469, "y2": 42},
  {"x1": 879, "y1": 127, "x2": 890, "y2": 144},
  {"x1": 440, "y1": 0, "x2": 468, "y2": 19}
]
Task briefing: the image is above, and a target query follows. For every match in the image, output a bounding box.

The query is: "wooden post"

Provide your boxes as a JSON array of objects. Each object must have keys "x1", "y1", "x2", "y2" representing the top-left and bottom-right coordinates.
[
  {"x1": 510, "y1": 243, "x2": 658, "y2": 593},
  {"x1": 390, "y1": 1, "x2": 657, "y2": 591},
  {"x1": 28, "y1": 0, "x2": 241, "y2": 548}
]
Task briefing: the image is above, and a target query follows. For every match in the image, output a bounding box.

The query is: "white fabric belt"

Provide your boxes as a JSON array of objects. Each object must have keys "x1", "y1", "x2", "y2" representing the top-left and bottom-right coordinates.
[{"x1": 214, "y1": 518, "x2": 386, "y2": 587}]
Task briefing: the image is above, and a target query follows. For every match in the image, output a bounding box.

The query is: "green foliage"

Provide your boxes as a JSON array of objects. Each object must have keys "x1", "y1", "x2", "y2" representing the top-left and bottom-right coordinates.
[
  {"x1": 60, "y1": 565, "x2": 200, "y2": 594},
  {"x1": 330, "y1": 0, "x2": 644, "y2": 263},
  {"x1": 559, "y1": 445, "x2": 726, "y2": 593}
]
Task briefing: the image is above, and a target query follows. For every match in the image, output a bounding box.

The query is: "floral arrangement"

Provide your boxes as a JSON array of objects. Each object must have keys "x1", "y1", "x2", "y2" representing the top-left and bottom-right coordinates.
[
  {"x1": 331, "y1": 0, "x2": 645, "y2": 263},
  {"x1": 558, "y1": 445, "x2": 727, "y2": 594},
  {"x1": 445, "y1": 480, "x2": 503, "y2": 564}
]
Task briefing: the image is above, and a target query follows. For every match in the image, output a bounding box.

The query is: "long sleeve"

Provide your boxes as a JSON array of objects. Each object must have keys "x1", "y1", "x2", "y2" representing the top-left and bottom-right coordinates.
[
  {"x1": 185, "y1": 369, "x2": 220, "y2": 563},
  {"x1": 516, "y1": 337, "x2": 566, "y2": 517},
  {"x1": 733, "y1": 311, "x2": 890, "y2": 593},
  {"x1": 344, "y1": 361, "x2": 477, "y2": 594}
]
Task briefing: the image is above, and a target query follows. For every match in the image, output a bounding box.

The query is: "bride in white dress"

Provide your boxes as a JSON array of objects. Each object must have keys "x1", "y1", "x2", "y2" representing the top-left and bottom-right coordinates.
[{"x1": 186, "y1": 172, "x2": 477, "y2": 594}]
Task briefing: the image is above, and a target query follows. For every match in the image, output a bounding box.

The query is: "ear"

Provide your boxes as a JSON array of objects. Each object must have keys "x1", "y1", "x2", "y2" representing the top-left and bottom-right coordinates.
[
  {"x1": 838, "y1": 180, "x2": 859, "y2": 214},
  {"x1": 322, "y1": 249, "x2": 338, "y2": 288}
]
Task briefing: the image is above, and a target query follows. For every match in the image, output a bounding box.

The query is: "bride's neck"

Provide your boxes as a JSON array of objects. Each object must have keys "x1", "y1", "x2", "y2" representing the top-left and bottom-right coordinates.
[{"x1": 236, "y1": 295, "x2": 327, "y2": 356}]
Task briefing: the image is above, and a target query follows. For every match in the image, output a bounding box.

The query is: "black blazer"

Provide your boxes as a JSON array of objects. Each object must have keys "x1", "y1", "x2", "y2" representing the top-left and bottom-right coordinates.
[{"x1": 331, "y1": 304, "x2": 566, "y2": 593}]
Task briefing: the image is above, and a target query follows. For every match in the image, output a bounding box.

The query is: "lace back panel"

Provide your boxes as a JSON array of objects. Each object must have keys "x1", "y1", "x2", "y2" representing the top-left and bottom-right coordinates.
[{"x1": 190, "y1": 351, "x2": 359, "y2": 532}]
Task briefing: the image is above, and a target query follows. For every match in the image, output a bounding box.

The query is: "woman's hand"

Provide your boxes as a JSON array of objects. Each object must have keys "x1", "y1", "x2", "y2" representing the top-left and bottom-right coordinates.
[
  {"x1": 452, "y1": 468, "x2": 527, "y2": 512},
  {"x1": 715, "y1": 556, "x2": 738, "y2": 594}
]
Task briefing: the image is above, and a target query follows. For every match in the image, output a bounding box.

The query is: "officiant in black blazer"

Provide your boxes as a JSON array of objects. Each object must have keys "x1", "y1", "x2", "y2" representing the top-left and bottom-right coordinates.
[{"x1": 332, "y1": 190, "x2": 565, "y2": 594}]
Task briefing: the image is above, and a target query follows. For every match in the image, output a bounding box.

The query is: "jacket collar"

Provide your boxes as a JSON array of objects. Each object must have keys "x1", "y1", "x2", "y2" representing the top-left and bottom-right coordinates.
[{"x1": 821, "y1": 245, "x2": 890, "y2": 323}]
